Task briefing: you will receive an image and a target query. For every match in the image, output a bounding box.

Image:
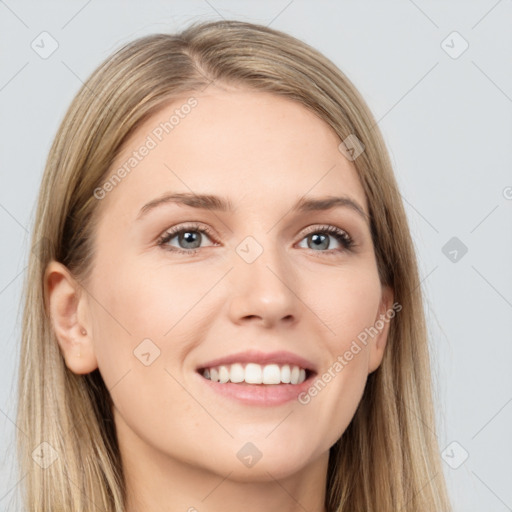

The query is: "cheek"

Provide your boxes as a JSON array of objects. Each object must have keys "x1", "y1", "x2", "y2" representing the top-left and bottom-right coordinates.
[
  {"x1": 88, "y1": 257, "x2": 220, "y2": 389},
  {"x1": 86, "y1": 261, "x2": 198, "y2": 445},
  {"x1": 294, "y1": 266, "x2": 381, "y2": 433},
  {"x1": 90, "y1": 256, "x2": 211, "y2": 337},
  {"x1": 305, "y1": 263, "x2": 383, "y2": 349}
]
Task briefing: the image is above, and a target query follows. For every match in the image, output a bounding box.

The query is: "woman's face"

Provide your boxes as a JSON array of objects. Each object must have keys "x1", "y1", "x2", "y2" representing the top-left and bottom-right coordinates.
[{"x1": 79, "y1": 87, "x2": 393, "y2": 481}]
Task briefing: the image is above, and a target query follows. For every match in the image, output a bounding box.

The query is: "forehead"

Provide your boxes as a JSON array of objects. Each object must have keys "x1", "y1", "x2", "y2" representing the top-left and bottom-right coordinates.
[{"x1": 97, "y1": 88, "x2": 368, "y2": 219}]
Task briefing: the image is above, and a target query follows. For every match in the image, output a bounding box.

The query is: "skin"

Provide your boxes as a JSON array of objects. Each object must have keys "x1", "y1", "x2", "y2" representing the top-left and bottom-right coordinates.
[{"x1": 46, "y1": 86, "x2": 393, "y2": 512}]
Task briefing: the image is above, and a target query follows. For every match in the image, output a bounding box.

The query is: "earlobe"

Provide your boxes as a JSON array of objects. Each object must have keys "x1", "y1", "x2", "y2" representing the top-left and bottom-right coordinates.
[
  {"x1": 367, "y1": 285, "x2": 394, "y2": 374},
  {"x1": 44, "y1": 261, "x2": 98, "y2": 375}
]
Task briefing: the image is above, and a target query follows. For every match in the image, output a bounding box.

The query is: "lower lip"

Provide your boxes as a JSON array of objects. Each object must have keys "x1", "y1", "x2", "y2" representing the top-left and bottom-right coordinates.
[{"x1": 195, "y1": 371, "x2": 315, "y2": 406}]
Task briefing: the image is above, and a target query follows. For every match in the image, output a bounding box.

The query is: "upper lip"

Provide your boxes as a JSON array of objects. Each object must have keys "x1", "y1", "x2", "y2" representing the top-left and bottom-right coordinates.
[{"x1": 197, "y1": 350, "x2": 317, "y2": 373}]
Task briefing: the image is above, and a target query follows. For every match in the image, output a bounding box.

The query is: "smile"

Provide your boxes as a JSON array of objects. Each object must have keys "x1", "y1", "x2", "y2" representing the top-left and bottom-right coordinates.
[{"x1": 200, "y1": 363, "x2": 309, "y2": 385}]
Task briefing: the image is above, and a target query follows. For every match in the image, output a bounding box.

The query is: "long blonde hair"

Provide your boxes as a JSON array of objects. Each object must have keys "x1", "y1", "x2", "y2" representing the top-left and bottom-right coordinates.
[{"x1": 16, "y1": 19, "x2": 452, "y2": 511}]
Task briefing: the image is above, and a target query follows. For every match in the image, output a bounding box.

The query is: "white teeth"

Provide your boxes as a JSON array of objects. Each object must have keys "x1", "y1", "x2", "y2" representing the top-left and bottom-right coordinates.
[
  {"x1": 290, "y1": 365, "x2": 300, "y2": 385},
  {"x1": 229, "y1": 363, "x2": 244, "y2": 383},
  {"x1": 263, "y1": 364, "x2": 281, "y2": 384},
  {"x1": 218, "y1": 365, "x2": 229, "y2": 383},
  {"x1": 281, "y1": 364, "x2": 291, "y2": 383},
  {"x1": 245, "y1": 363, "x2": 262, "y2": 384},
  {"x1": 202, "y1": 363, "x2": 308, "y2": 385}
]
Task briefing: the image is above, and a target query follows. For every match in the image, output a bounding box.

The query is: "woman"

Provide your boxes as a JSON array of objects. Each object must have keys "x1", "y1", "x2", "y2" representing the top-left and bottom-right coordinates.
[{"x1": 17, "y1": 19, "x2": 452, "y2": 511}]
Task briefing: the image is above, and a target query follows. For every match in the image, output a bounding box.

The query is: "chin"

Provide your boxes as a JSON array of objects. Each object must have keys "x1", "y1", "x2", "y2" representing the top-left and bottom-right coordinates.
[
  {"x1": 202, "y1": 442, "x2": 320, "y2": 483},
  {"x1": 221, "y1": 459, "x2": 312, "y2": 483}
]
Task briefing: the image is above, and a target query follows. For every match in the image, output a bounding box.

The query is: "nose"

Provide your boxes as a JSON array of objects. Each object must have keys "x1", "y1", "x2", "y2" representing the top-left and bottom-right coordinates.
[{"x1": 226, "y1": 238, "x2": 301, "y2": 329}]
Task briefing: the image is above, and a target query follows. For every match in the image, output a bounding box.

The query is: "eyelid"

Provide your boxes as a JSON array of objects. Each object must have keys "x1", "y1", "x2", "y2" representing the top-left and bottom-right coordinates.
[
  {"x1": 300, "y1": 223, "x2": 348, "y2": 236},
  {"x1": 157, "y1": 222, "x2": 217, "y2": 243}
]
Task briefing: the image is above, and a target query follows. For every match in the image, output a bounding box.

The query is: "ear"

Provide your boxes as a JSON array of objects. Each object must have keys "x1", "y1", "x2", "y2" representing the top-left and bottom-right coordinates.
[
  {"x1": 367, "y1": 285, "x2": 395, "y2": 374},
  {"x1": 44, "y1": 261, "x2": 98, "y2": 375}
]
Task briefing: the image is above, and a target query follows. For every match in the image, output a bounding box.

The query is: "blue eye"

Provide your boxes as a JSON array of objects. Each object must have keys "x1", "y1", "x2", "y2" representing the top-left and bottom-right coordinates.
[
  {"x1": 297, "y1": 225, "x2": 354, "y2": 253},
  {"x1": 157, "y1": 223, "x2": 216, "y2": 255},
  {"x1": 157, "y1": 223, "x2": 355, "y2": 256}
]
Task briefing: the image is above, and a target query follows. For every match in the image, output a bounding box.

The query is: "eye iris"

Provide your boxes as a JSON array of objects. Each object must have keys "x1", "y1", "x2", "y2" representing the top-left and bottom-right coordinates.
[
  {"x1": 180, "y1": 231, "x2": 201, "y2": 249},
  {"x1": 309, "y1": 233, "x2": 329, "y2": 250}
]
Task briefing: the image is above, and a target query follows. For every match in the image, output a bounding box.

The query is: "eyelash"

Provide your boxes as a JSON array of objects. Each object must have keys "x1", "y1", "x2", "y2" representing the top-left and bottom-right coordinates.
[{"x1": 157, "y1": 222, "x2": 355, "y2": 257}]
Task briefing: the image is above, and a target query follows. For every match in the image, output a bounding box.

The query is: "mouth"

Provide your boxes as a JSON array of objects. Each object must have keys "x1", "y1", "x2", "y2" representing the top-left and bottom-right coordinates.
[{"x1": 197, "y1": 363, "x2": 315, "y2": 385}]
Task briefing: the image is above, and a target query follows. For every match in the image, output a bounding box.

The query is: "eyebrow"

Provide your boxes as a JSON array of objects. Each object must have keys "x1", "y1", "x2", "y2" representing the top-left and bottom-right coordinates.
[{"x1": 137, "y1": 192, "x2": 369, "y2": 223}]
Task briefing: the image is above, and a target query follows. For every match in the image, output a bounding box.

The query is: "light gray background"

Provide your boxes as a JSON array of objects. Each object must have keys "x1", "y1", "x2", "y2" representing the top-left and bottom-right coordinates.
[{"x1": 1, "y1": 1, "x2": 511, "y2": 510}]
